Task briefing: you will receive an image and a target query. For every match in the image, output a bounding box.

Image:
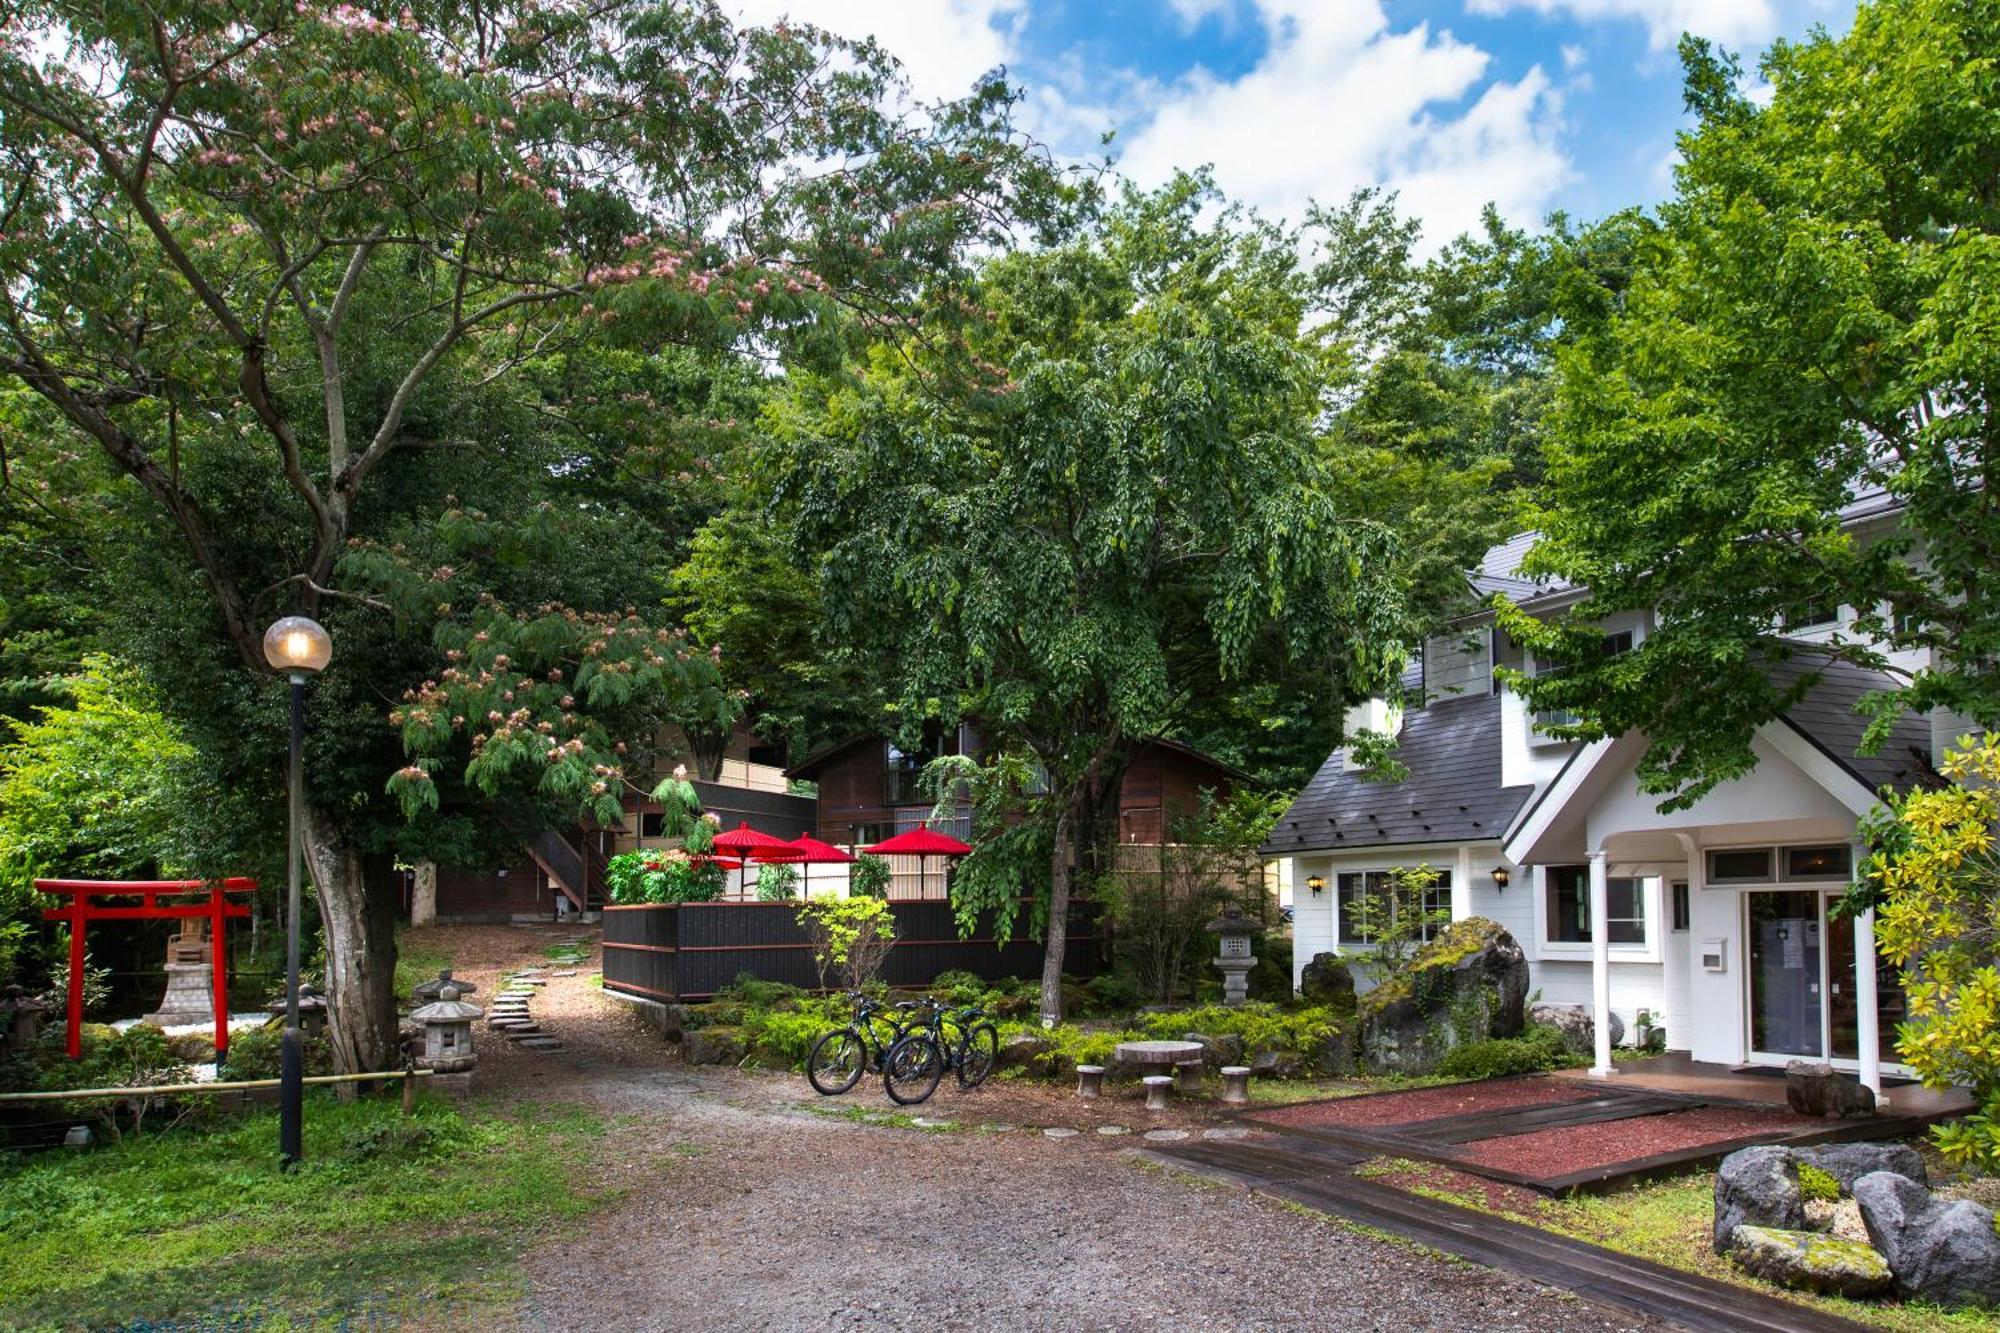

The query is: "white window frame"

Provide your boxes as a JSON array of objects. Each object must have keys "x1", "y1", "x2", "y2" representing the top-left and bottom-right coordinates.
[
  {"x1": 1336, "y1": 868, "x2": 1453, "y2": 949},
  {"x1": 1532, "y1": 863, "x2": 1664, "y2": 963}
]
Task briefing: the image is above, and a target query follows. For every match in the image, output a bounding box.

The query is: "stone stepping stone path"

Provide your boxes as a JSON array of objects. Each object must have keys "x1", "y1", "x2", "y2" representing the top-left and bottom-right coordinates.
[
  {"x1": 1143, "y1": 1129, "x2": 1190, "y2": 1142},
  {"x1": 910, "y1": 1117, "x2": 955, "y2": 1130},
  {"x1": 503, "y1": 1028, "x2": 547, "y2": 1040},
  {"x1": 1096, "y1": 1125, "x2": 1131, "y2": 1136},
  {"x1": 516, "y1": 1036, "x2": 564, "y2": 1050},
  {"x1": 1042, "y1": 1127, "x2": 1080, "y2": 1139},
  {"x1": 977, "y1": 1123, "x2": 1017, "y2": 1134},
  {"x1": 1203, "y1": 1127, "x2": 1250, "y2": 1141}
]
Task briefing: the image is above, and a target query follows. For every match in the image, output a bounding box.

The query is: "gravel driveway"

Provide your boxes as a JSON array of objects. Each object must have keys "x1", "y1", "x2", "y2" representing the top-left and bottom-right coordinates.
[{"x1": 424, "y1": 927, "x2": 1655, "y2": 1332}]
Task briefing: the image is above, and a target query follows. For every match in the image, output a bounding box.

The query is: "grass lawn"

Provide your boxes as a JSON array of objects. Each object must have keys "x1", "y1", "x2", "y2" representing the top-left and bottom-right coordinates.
[
  {"x1": 0, "y1": 1094, "x2": 619, "y2": 1331},
  {"x1": 1363, "y1": 1156, "x2": 1999, "y2": 1333},
  {"x1": 393, "y1": 928, "x2": 455, "y2": 998}
]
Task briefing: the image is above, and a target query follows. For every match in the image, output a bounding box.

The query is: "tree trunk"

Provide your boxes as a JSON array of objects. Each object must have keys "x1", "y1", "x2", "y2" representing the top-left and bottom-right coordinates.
[
  {"x1": 411, "y1": 860, "x2": 438, "y2": 926},
  {"x1": 1039, "y1": 800, "x2": 1074, "y2": 1028},
  {"x1": 301, "y1": 805, "x2": 399, "y2": 1073}
]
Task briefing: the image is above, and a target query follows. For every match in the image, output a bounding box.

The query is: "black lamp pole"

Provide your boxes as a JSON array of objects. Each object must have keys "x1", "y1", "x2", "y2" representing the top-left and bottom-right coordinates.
[
  {"x1": 280, "y1": 669, "x2": 306, "y2": 1169},
  {"x1": 265, "y1": 613, "x2": 328, "y2": 1171}
]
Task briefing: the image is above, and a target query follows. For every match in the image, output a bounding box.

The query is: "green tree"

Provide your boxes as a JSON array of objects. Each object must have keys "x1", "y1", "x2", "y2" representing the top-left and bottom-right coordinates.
[
  {"x1": 781, "y1": 176, "x2": 1426, "y2": 1023},
  {"x1": 1858, "y1": 734, "x2": 2000, "y2": 1172},
  {"x1": 0, "y1": 657, "x2": 271, "y2": 985},
  {"x1": 1504, "y1": 0, "x2": 2000, "y2": 806},
  {"x1": 0, "y1": 0, "x2": 1073, "y2": 1069}
]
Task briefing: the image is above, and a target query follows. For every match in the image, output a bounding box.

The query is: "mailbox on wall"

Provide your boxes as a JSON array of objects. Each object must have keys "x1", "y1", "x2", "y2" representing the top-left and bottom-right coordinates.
[{"x1": 1700, "y1": 937, "x2": 1728, "y2": 972}]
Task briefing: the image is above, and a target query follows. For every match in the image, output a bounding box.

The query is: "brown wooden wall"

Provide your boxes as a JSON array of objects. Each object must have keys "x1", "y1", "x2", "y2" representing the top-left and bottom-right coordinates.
[{"x1": 435, "y1": 860, "x2": 549, "y2": 922}]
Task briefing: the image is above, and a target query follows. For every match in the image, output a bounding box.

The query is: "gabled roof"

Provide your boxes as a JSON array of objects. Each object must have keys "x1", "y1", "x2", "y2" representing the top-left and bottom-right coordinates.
[
  {"x1": 1768, "y1": 649, "x2": 1935, "y2": 796},
  {"x1": 1468, "y1": 529, "x2": 1577, "y2": 607},
  {"x1": 1261, "y1": 693, "x2": 1534, "y2": 858}
]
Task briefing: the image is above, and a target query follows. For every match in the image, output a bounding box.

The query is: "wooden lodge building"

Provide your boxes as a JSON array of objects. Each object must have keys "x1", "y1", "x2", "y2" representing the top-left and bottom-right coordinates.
[{"x1": 405, "y1": 726, "x2": 1250, "y2": 921}]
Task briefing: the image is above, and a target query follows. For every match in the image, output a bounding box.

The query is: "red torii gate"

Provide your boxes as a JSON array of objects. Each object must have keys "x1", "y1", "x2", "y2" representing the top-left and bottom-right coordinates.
[{"x1": 36, "y1": 878, "x2": 257, "y2": 1060}]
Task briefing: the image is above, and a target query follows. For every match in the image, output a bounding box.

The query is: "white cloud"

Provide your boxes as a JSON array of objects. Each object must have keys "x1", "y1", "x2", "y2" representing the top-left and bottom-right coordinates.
[
  {"x1": 1111, "y1": 3, "x2": 1571, "y2": 246},
  {"x1": 726, "y1": 0, "x2": 1025, "y2": 103},
  {"x1": 1560, "y1": 41, "x2": 1587, "y2": 70},
  {"x1": 1462, "y1": 0, "x2": 1782, "y2": 51},
  {"x1": 730, "y1": 1, "x2": 1577, "y2": 248}
]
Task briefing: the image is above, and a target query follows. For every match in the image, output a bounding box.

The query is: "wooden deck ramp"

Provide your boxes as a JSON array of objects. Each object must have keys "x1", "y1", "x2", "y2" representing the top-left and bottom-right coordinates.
[{"x1": 1140, "y1": 1134, "x2": 1874, "y2": 1333}]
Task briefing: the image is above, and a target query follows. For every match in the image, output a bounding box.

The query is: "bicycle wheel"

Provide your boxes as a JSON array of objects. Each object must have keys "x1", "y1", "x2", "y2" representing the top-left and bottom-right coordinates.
[
  {"x1": 956, "y1": 1023, "x2": 999, "y2": 1088},
  {"x1": 883, "y1": 1032, "x2": 944, "y2": 1106},
  {"x1": 806, "y1": 1027, "x2": 868, "y2": 1096}
]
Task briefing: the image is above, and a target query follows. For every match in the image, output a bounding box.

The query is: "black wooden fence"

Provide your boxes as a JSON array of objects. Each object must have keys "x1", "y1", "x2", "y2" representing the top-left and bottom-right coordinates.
[{"x1": 601, "y1": 899, "x2": 1102, "y2": 1002}]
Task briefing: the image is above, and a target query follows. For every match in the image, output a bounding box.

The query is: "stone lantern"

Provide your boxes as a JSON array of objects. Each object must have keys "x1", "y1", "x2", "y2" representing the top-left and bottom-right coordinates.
[
  {"x1": 409, "y1": 983, "x2": 482, "y2": 1075},
  {"x1": 412, "y1": 968, "x2": 477, "y2": 1004},
  {"x1": 296, "y1": 982, "x2": 328, "y2": 1038},
  {"x1": 1206, "y1": 903, "x2": 1265, "y2": 1007},
  {"x1": 0, "y1": 984, "x2": 50, "y2": 1055}
]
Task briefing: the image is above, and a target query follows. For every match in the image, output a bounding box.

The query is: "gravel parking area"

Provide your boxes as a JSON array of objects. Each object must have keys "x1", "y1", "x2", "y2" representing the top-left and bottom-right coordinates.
[
  {"x1": 414, "y1": 927, "x2": 1657, "y2": 1331},
  {"x1": 514, "y1": 1059, "x2": 1656, "y2": 1332}
]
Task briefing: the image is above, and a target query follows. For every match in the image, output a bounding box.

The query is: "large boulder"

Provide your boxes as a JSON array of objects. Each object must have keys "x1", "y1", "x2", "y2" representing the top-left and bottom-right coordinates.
[
  {"x1": 998, "y1": 1032, "x2": 1053, "y2": 1071},
  {"x1": 1359, "y1": 919, "x2": 1528, "y2": 1076},
  {"x1": 1715, "y1": 1146, "x2": 1807, "y2": 1253},
  {"x1": 1784, "y1": 1060, "x2": 1876, "y2": 1118},
  {"x1": 1184, "y1": 1031, "x2": 1246, "y2": 1070},
  {"x1": 1728, "y1": 1226, "x2": 1893, "y2": 1299},
  {"x1": 1795, "y1": 1143, "x2": 1927, "y2": 1193},
  {"x1": 1527, "y1": 1002, "x2": 1623, "y2": 1057},
  {"x1": 1298, "y1": 953, "x2": 1357, "y2": 1011},
  {"x1": 1855, "y1": 1170, "x2": 2000, "y2": 1309},
  {"x1": 682, "y1": 1026, "x2": 747, "y2": 1066}
]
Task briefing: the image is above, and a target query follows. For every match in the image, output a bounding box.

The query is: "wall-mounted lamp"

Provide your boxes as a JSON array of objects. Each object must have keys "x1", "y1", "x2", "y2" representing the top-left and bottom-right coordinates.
[
  {"x1": 1305, "y1": 874, "x2": 1326, "y2": 898},
  {"x1": 1491, "y1": 867, "x2": 1511, "y2": 891}
]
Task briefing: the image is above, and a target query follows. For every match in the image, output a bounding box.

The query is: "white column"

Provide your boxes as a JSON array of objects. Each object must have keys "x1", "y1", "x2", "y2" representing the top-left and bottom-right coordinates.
[
  {"x1": 1453, "y1": 845, "x2": 1474, "y2": 922},
  {"x1": 1855, "y1": 906, "x2": 1885, "y2": 1106},
  {"x1": 1590, "y1": 848, "x2": 1614, "y2": 1077}
]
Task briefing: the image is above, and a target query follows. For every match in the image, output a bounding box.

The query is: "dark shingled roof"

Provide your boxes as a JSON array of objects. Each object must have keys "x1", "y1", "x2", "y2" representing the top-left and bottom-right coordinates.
[
  {"x1": 1769, "y1": 650, "x2": 1936, "y2": 795},
  {"x1": 1262, "y1": 693, "x2": 1533, "y2": 857}
]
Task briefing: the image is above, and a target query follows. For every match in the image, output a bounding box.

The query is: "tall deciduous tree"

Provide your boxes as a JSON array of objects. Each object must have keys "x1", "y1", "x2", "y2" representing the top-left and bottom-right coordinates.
[
  {"x1": 780, "y1": 176, "x2": 1423, "y2": 1023},
  {"x1": 0, "y1": 0, "x2": 1072, "y2": 1068},
  {"x1": 1505, "y1": 0, "x2": 2000, "y2": 805}
]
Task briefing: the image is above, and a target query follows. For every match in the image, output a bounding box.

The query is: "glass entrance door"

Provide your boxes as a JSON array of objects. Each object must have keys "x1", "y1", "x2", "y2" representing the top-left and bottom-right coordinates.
[
  {"x1": 1748, "y1": 891, "x2": 1822, "y2": 1057},
  {"x1": 1746, "y1": 890, "x2": 1908, "y2": 1068}
]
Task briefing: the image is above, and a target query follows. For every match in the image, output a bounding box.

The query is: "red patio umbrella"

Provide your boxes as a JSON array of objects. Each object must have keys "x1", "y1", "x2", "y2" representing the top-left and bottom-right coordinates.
[
  {"x1": 785, "y1": 834, "x2": 856, "y2": 900},
  {"x1": 864, "y1": 822, "x2": 972, "y2": 900},
  {"x1": 710, "y1": 822, "x2": 804, "y2": 898}
]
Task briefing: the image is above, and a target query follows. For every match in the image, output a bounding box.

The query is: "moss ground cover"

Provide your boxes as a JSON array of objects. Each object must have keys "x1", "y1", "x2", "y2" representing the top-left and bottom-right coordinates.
[{"x1": 0, "y1": 1095, "x2": 617, "y2": 1331}]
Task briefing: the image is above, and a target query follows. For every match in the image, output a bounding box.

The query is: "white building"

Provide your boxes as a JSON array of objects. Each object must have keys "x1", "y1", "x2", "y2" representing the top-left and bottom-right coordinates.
[{"x1": 1269, "y1": 515, "x2": 1945, "y2": 1101}]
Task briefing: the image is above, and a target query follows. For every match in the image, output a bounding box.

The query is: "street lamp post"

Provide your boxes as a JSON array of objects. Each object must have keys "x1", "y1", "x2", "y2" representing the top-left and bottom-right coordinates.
[{"x1": 262, "y1": 615, "x2": 331, "y2": 1169}]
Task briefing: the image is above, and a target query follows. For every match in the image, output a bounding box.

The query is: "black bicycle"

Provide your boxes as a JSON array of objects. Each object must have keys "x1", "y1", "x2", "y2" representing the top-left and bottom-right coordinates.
[
  {"x1": 882, "y1": 997, "x2": 999, "y2": 1106},
  {"x1": 806, "y1": 992, "x2": 919, "y2": 1096}
]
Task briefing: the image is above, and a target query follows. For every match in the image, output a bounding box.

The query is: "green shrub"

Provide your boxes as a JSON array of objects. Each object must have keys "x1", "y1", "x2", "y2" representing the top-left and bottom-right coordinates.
[
  {"x1": 929, "y1": 969, "x2": 989, "y2": 1001},
  {"x1": 217, "y1": 1025, "x2": 333, "y2": 1081},
  {"x1": 848, "y1": 853, "x2": 892, "y2": 899},
  {"x1": 1796, "y1": 1162, "x2": 1842, "y2": 1203},
  {"x1": 1082, "y1": 971, "x2": 1142, "y2": 1014},
  {"x1": 755, "y1": 863, "x2": 799, "y2": 902},
  {"x1": 719, "y1": 973, "x2": 803, "y2": 1009},
  {"x1": 604, "y1": 849, "x2": 725, "y2": 904},
  {"x1": 741, "y1": 999, "x2": 843, "y2": 1070},
  {"x1": 1135, "y1": 1002, "x2": 1341, "y2": 1069},
  {"x1": 1434, "y1": 1024, "x2": 1582, "y2": 1080}
]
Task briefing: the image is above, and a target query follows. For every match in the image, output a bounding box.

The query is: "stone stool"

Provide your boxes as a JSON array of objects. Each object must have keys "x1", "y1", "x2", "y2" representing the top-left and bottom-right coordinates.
[
  {"x1": 1143, "y1": 1075, "x2": 1174, "y2": 1111},
  {"x1": 1220, "y1": 1066, "x2": 1252, "y2": 1105},
  {"x1": 1075, "y1": 1064, "x2": 1106, "y2": 1099},
  {"x1": 1174, "y1": 1060, "x2": 1203, "y2": 1095}
]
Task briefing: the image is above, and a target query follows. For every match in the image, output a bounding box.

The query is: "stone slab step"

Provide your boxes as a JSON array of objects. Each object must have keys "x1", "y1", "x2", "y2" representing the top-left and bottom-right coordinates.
[{"x1": 516, "y1": 1037, "x2": 564, "y2": 1051}]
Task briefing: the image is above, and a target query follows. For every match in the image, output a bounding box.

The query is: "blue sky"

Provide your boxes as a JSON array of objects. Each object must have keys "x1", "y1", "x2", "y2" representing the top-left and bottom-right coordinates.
[{"x1": 736, "y1": 1, "x2": 1854, "y2": 246}]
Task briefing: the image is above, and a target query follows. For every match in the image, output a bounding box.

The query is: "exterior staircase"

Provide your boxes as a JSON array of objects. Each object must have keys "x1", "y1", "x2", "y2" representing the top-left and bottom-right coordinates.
[{"x1": 526, "y1": 828, "x2": 607, "y2": 919}]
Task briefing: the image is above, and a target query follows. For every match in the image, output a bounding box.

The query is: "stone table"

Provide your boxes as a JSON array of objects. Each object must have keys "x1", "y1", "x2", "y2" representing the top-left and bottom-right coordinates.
[{"x1": 1115, "y1": 1039, "x2": 1207, "y2": 1094}]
